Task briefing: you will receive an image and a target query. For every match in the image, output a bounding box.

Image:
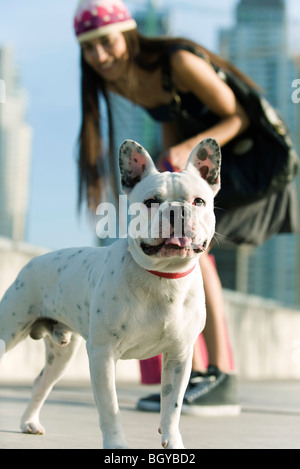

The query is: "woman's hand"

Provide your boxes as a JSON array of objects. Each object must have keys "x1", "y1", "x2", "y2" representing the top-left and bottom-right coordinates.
[
  {"x1": 156, "y1": 143, "x2": 191, "y2": 172},
  {"x1": 157, "y1": 50, "x2": 251, "y2": 174}
]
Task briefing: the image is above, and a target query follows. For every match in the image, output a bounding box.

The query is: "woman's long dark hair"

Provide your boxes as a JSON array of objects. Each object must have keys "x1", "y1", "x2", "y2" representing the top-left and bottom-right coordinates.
[{"x1": 77, "y1": 30, "x2": 258, "y2": 211}]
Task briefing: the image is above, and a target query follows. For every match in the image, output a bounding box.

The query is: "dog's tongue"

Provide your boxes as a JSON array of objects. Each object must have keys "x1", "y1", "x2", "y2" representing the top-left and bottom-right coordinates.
[{"x1": 165, "y1": 236, "x2": 192, "y2": 247}]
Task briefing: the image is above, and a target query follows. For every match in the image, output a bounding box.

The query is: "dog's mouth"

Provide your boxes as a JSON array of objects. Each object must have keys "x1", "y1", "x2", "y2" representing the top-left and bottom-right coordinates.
[{"x1": 141, "y1": 237, "x2": 207, "y2": 258}]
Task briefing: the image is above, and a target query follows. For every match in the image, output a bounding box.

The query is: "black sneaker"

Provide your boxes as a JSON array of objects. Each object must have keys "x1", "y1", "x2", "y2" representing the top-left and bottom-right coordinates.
[
  {"x1": 182, "y1": 365, "x2": 241, "y2": 416},
  {"x1": 136, "y1": 393, "x2": 161, "y2": 412},
  {"x1": 137, "y1": 366, "x2": 240, "y2": 416}
]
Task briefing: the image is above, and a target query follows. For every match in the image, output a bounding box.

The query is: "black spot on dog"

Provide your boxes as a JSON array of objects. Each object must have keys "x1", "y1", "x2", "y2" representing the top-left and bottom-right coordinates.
[
  {"x1": 197, "y1": 147, "x2": 209, "y2": 161},
  {"x1": 27, "y1": 305, "x2": 35, "y2": 315},
  {"x1": 162, "y1": 384, "x2": 173, "y2": 397},
  {"x1": 110, "y1": 331, "x2": 119, "y2": 340},
  {"x1": 68, "y1": 252, "x2": 77, "y2": 260},
  {"x1": 47, "y1": 353, "x2": 55, "y2": 365},
  {"x1": 15, "y1": 280, "x2": 24, "y2": 290}
]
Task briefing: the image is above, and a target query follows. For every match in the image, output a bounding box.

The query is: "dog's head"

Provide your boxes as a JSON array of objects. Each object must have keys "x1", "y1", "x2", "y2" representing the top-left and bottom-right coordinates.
[{"x1": 119, "y1": 138, "x2": 221, "y2": 273}]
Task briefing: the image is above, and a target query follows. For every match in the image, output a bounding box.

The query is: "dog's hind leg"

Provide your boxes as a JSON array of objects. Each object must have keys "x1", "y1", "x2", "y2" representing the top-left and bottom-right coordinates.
[
  {"x1": 0, "y1": 268, "x2": 41, "y2": 360},
  {"x1": 20, "y1": 333, "x2": 82, "y2": 435}
]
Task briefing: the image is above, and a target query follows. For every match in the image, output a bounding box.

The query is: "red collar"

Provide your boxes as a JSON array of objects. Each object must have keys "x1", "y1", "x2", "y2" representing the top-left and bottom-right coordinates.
[{"x1": 146, "y1": 264, "x2": 196, "y2": 279}]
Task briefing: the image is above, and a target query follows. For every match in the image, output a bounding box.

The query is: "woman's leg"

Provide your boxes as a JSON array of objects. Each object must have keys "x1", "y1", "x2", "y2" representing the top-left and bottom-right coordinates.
[
  {"x1": 196, "y1": 252, "x2": 234, "y2": 373},
  {"x1": 192, "y1": 335, "x2": 207, "y2": 372}
]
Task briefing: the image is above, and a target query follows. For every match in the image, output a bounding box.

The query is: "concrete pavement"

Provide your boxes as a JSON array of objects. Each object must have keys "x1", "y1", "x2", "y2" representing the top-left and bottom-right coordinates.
[{"x1": 0, "y1": 380, "x2": 300, "y2": 449}]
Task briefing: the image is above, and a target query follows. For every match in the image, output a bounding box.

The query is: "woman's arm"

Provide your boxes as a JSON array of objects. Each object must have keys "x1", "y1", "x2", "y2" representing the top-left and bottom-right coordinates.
[
  {"x1": 158, "y1": 49, "x2": 250, "y2": 171},
  {"x1": 162, "y1": 121, "x2": 180, "y2": 150}
]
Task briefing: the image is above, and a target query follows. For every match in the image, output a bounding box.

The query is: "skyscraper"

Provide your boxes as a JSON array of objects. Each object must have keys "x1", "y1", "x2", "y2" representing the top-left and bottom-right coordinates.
[
  {"x1": 216, "y1": 0, "x2": 299, "y2": 306},
  {"x1": 219, "y1": 0, "x2": 297, "y2": 138},
  {"x1": 0, "y1": 47, "x2": 32, "y2": 241}
]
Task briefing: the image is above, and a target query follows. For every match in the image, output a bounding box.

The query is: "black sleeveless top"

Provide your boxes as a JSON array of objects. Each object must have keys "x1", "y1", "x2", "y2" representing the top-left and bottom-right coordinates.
[
  {"x1": 143, "y1": 45, "x2": 221, "y2": 139},
  {"x1": 140, "y1": 44, "x2": 298, "y2": 246}
]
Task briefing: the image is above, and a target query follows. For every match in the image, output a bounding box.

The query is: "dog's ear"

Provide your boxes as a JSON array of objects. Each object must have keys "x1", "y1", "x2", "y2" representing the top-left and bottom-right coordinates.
[
  {"x1": 186, "y1": 138, "x2": 221, "y2": 195},
  {"x1": 119, "y1": 140, "x2": 157, "y2": 194}
]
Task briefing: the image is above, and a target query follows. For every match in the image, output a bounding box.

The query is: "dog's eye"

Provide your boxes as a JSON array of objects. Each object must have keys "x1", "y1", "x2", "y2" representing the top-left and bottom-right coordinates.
[
  {"x1": 193, "y1": 197, "x2": 206, "y2": 207},
  {"x1": 143, "y1": 198, "x2": 160, "y2": 208}
]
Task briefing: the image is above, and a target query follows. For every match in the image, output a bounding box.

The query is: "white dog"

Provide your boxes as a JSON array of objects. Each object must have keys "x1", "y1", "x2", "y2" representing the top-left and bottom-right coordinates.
[{"x1": 0, "y1": 138, "x2": 221, "y2": 449}]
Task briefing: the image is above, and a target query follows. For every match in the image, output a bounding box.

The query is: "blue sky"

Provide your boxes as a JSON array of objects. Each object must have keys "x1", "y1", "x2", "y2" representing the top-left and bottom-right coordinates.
[{"x1": 0, "y1": 0, "x2": 299, "y2": 251}]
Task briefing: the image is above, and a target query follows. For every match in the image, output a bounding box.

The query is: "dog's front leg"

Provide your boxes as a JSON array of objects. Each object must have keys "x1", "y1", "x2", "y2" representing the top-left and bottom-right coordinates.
[
  {"x1": 159, "y1": 351, "x2": 193, "y2": 449},
  {"x1": 87, "y1": 342, "x2": 129, "y2": 449}
]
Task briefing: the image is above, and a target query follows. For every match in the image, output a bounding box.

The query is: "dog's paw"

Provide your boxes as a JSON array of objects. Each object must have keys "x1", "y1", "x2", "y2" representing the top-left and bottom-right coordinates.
[
  {"x1": 21, "y1": 420, "x2": 45, "y2": 435},
  {"x1": 161, "y1": 431, "x2": 184, "y2": 449}
]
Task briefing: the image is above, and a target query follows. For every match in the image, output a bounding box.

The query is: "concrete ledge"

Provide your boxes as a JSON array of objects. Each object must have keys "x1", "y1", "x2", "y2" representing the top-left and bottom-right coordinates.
[
  {"x1": 0, "y1": 237, "x2": 300, "y2": 382},
  {"x1": 1, "y1": 291, "x2": 299, "y2": 383},
  {"x1": 0, "y1": 238, "x2": 140, "y2": 383},
  {"x1": 0, "y1": 236, "x2": 48, "y2": 298},
  {"x1": 224, "y1": 290, "x2": 300, "y2": 380}
]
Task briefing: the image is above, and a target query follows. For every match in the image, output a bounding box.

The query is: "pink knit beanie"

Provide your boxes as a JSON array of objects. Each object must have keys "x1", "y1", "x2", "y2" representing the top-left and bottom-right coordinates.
[{"x1": 74, "y1": 0, "x2": 137, "y2": 43}]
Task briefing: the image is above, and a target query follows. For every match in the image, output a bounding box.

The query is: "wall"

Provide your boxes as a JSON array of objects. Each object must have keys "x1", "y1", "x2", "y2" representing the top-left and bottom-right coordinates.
[
  {"x1": 0, "y1": 238, "x2": 299, "y2": 383},
  {"x1": 224, "y1": 290, "x2": 300, "y2": 379}
]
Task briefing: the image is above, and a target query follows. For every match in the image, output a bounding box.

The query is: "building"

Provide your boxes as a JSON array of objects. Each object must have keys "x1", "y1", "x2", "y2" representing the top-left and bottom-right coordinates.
[
  {"x1": 215, "y1": 0, "x2": 300, "y2": 307},
  {"x1": 219, "y1": 0, "x2": 297, "y2": 137},
  {"x1": 0, "y1": 46, "x2": 32, "y2": 241}
]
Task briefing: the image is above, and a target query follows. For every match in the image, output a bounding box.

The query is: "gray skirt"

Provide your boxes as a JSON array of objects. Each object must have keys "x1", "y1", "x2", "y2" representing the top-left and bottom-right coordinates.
[{"x1": 215, "y1": 182, "x2": 299, "y2": 246}]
